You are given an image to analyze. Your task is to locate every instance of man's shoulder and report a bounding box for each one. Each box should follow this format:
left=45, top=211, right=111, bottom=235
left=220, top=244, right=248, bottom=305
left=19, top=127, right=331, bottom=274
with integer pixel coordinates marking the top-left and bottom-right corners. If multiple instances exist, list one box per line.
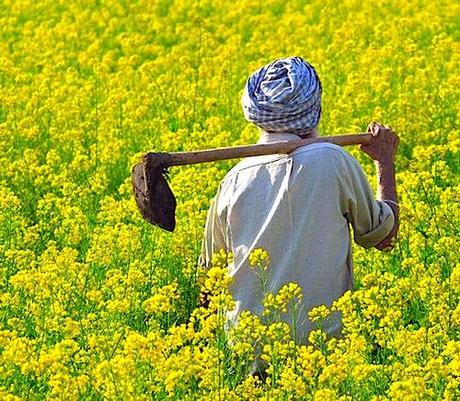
left=220, top=141, right=359, bottom=183
left=286, top=142, right=359, bottom=173
left=223, top=153, right=288, bottom=177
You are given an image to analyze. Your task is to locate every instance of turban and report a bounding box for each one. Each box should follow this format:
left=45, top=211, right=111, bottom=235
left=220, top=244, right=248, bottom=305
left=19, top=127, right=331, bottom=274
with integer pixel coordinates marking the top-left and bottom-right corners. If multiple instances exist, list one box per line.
left=241, top=56, right=322, bottom=134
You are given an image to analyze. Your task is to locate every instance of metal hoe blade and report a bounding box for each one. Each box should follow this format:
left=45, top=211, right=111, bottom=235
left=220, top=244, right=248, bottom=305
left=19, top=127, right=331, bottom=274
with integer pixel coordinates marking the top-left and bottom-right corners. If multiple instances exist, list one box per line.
left=131, top=153, right=177, bottom=232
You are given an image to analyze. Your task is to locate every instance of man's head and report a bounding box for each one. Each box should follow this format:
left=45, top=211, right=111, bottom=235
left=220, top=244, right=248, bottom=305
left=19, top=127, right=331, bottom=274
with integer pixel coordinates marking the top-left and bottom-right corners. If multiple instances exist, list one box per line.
left=241, top=56, right=322, bottom=136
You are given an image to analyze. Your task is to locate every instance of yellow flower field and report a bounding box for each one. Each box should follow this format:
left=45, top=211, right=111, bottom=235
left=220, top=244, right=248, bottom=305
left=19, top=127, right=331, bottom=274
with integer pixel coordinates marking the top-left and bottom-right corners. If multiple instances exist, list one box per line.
left=0, top=0, right=459, bottom=399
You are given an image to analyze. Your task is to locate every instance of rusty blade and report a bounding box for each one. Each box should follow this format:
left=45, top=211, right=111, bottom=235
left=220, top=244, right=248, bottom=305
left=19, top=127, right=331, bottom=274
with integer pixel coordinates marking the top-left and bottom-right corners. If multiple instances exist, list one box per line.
left=131, top=155, right=177, bottom=232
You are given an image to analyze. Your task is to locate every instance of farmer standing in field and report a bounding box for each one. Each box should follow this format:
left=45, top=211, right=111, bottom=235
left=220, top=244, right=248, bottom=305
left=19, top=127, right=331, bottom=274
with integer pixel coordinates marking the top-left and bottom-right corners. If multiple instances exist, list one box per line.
left=199, top=56, right=399, bottom=361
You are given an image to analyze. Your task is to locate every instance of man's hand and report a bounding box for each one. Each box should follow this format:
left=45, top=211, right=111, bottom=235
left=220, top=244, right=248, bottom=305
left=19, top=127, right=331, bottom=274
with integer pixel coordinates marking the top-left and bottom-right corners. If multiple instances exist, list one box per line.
left=360, top=121, right=399, bottom=163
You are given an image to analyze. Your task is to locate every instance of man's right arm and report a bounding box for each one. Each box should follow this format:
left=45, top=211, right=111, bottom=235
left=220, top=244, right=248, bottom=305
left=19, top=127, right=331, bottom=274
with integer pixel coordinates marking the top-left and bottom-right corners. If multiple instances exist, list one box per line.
left=198, top=192, right=227, bottom=269
left=198, top=191, right=229, bottom=309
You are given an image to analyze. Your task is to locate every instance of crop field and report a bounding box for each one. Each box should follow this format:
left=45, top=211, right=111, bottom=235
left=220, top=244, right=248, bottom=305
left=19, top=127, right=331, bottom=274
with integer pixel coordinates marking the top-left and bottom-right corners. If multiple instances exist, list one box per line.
left=0, top=0, right=459, bottom=399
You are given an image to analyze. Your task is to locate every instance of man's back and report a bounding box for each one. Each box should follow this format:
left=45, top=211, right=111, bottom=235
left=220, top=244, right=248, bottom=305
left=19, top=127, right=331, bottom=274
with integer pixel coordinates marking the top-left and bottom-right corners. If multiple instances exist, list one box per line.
left=201, top=135, right=395, bottom=343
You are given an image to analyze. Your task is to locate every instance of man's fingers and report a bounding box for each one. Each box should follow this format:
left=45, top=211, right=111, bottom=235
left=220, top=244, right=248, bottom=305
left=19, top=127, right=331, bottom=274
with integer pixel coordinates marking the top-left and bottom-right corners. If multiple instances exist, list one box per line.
left=367, top=121, right=379, bottom=136
left=367, top=122, right=398, bottom=142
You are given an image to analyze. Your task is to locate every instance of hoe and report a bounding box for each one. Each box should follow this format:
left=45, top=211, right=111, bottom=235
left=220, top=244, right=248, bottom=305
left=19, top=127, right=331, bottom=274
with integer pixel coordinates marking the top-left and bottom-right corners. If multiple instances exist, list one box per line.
left=131, top=133, right=372, bottom=232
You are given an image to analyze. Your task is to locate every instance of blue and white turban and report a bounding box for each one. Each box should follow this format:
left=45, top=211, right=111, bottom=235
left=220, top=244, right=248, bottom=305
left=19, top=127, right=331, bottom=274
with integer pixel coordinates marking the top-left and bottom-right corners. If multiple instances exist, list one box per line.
left=241, top=56, right=322, bottom=134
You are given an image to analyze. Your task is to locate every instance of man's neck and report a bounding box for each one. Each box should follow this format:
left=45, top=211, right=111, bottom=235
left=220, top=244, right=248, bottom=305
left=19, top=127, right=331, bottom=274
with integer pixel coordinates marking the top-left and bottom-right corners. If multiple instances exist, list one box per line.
left=297, top=127, right=319, bottom=139
left=258, top=128, right=320, bottom=144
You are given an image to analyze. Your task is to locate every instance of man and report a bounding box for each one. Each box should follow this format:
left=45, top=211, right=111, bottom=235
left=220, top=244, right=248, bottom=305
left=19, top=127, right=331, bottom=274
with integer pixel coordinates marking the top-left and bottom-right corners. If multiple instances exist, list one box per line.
left=199, top=56, right=399, bottom=348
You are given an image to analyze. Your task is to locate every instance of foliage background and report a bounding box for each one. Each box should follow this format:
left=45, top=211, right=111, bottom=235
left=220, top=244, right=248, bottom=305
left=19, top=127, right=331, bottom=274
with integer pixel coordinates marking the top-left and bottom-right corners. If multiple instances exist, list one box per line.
left=0, top=0, right=459, bottom=399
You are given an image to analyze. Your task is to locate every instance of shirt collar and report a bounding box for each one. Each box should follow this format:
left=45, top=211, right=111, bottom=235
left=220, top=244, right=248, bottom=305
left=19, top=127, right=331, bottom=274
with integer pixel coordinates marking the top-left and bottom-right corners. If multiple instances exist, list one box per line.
left=257, top=132, right=302, bottom=144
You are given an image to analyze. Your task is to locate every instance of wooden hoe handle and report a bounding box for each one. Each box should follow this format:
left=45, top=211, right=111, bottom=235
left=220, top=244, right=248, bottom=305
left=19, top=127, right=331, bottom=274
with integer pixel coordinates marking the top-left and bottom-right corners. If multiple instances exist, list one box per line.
left=136, top=133, right=373, bottom=232
left=163, top=133, right=372, bottom=167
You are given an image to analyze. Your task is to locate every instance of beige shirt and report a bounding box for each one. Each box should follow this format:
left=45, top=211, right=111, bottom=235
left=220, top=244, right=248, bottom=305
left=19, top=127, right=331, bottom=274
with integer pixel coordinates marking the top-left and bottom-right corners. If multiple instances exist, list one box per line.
left=200, top=133, right=395, bottom=343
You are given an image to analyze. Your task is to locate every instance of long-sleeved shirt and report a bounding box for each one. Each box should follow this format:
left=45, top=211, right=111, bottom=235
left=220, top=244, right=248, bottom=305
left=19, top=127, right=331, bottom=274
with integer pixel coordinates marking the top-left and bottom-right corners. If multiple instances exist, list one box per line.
left=199, top=132, right=395, bottom=343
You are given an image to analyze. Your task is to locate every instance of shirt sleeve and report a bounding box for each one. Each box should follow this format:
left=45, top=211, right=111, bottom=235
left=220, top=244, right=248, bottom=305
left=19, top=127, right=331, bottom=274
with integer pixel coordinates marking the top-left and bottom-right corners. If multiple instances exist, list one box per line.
left=340, top=154, right=395, bottom=249
left=198, top=189, right=227, bottom=269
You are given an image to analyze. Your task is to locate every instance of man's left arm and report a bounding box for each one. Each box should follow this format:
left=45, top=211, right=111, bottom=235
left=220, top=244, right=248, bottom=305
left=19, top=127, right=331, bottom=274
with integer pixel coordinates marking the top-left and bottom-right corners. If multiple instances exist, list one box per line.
left=341, top=124, right=399, bottom=251
left=373, top=159, right=399, bottom=250
left=360, top=122, right=400, bottom=251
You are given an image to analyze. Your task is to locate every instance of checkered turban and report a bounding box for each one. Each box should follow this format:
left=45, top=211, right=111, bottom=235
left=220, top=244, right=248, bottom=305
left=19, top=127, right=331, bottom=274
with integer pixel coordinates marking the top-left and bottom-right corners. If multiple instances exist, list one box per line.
left=241, top=56, right=322, bottom=134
